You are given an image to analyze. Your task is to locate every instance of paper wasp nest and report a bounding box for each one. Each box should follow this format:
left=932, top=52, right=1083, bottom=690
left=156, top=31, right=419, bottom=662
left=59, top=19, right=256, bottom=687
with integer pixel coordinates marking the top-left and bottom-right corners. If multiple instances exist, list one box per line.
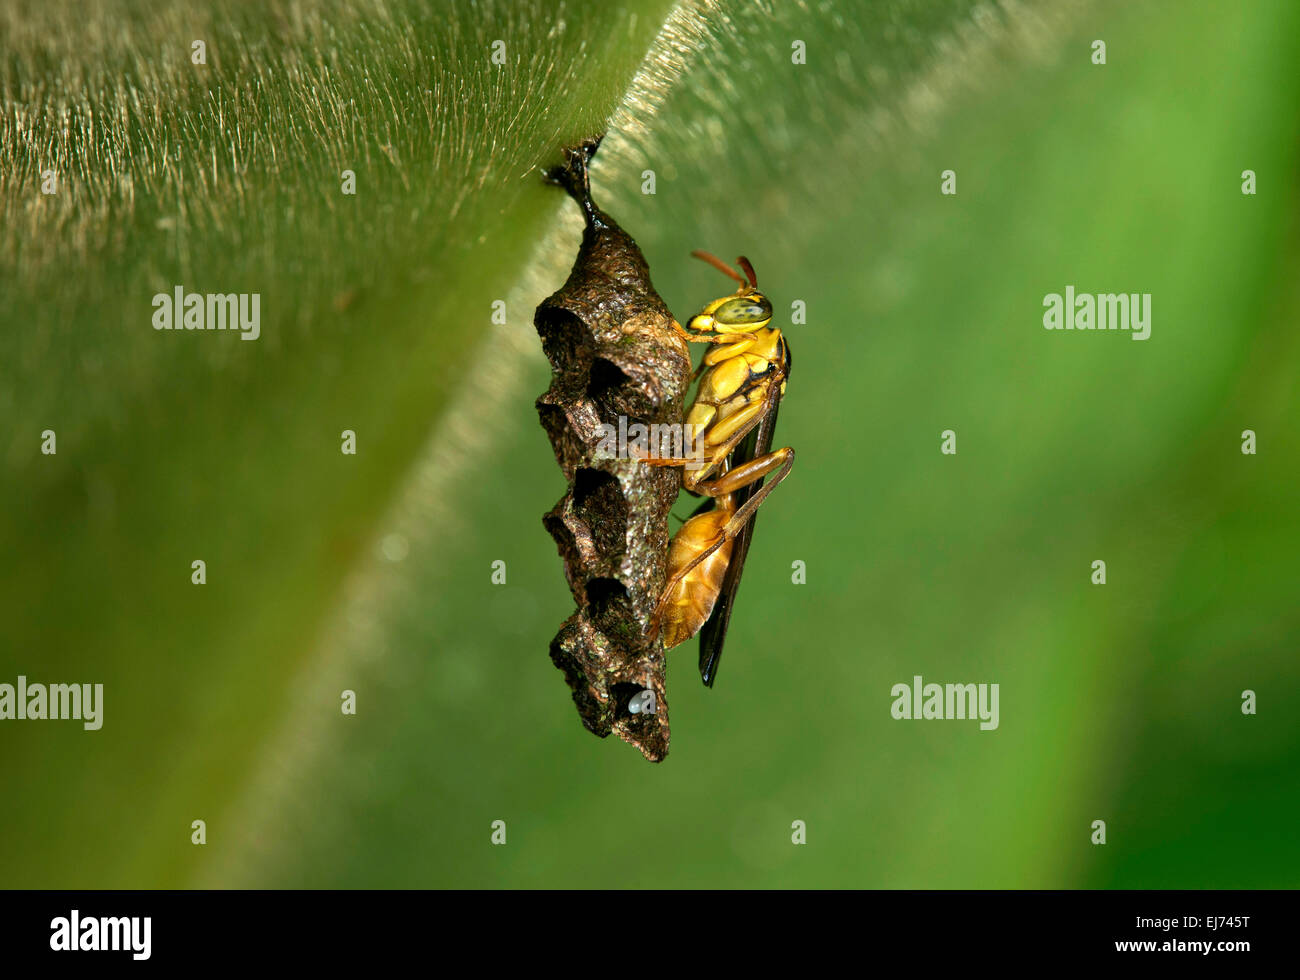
left=535, top=140, right=692, bottom=762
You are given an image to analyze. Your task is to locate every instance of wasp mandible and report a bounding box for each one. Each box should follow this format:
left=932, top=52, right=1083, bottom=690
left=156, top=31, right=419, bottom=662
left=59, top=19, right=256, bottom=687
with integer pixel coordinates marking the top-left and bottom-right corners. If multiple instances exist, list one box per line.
left=637, top=251, right=794, bottom=686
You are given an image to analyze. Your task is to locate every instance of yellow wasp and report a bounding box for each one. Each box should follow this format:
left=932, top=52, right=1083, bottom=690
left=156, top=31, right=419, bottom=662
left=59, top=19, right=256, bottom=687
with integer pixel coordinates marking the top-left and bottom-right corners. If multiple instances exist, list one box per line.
left=638, top=251, right=794, bottom=686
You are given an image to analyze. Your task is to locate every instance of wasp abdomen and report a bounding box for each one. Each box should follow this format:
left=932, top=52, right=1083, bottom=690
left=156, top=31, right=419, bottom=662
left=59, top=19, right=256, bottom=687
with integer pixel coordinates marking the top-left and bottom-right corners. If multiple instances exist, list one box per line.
left=660, top=508, right=735, bottom=650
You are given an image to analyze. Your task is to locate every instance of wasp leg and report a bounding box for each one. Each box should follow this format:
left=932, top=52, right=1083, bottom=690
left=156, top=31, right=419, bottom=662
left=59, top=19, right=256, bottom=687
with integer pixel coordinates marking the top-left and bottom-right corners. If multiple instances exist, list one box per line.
left=626, top=440, right=715, bottom=469
left=634, top=450, right=714, bottom=467
left=681, top=383, right=783, bottom=492
left=629, top=434, right=728, bottom=483
left=702, top=337, right=756, bottom=365
left=634, top=451, right=728, bottom=489
left=635, top=383, right=780, bottom=479
left=672, top=319, right=753, bottom=349
left=651, top=447, right=794, bottom=615
left=672, top=321, right=730, bottom=346
left=671, top=320, right=703, bottom=345
left=687, top=447, right=791, bottom=499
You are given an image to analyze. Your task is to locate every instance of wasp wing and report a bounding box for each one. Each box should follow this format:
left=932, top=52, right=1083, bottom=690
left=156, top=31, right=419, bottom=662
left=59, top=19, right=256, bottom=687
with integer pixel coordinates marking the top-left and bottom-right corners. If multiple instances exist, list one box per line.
left=697, top=392, right=780, bottom=687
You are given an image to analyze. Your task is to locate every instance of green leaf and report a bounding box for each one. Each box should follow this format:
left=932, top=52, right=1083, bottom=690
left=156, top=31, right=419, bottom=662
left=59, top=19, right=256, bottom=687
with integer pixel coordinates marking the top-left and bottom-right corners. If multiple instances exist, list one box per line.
left=3, top=0, right=1297, bottom=888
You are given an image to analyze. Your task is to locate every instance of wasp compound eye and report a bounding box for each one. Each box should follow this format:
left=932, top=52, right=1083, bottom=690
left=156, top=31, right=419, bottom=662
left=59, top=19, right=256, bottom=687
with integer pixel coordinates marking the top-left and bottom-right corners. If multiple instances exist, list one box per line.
left=713, top=296, right=771, bottom=326
left=628, top=689, right=657, bottom=715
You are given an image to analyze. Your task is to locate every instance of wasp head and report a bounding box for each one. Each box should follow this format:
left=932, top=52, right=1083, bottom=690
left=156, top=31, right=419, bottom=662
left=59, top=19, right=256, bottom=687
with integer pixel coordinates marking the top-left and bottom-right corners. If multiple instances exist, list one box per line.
left=687, top=251, right=772, bottom=334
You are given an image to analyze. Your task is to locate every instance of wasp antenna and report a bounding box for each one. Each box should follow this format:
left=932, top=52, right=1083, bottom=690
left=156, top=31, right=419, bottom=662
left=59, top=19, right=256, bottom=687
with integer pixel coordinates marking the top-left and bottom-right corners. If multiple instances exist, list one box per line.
left=736, top=256, right=757, bottom=289
left=691, top=249, right=746, bottom=285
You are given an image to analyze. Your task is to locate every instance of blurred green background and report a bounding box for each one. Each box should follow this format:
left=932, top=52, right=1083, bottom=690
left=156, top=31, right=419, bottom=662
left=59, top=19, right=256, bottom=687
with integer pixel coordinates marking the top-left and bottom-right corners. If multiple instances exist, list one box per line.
left=1, top=0, right=1297, bottom=888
